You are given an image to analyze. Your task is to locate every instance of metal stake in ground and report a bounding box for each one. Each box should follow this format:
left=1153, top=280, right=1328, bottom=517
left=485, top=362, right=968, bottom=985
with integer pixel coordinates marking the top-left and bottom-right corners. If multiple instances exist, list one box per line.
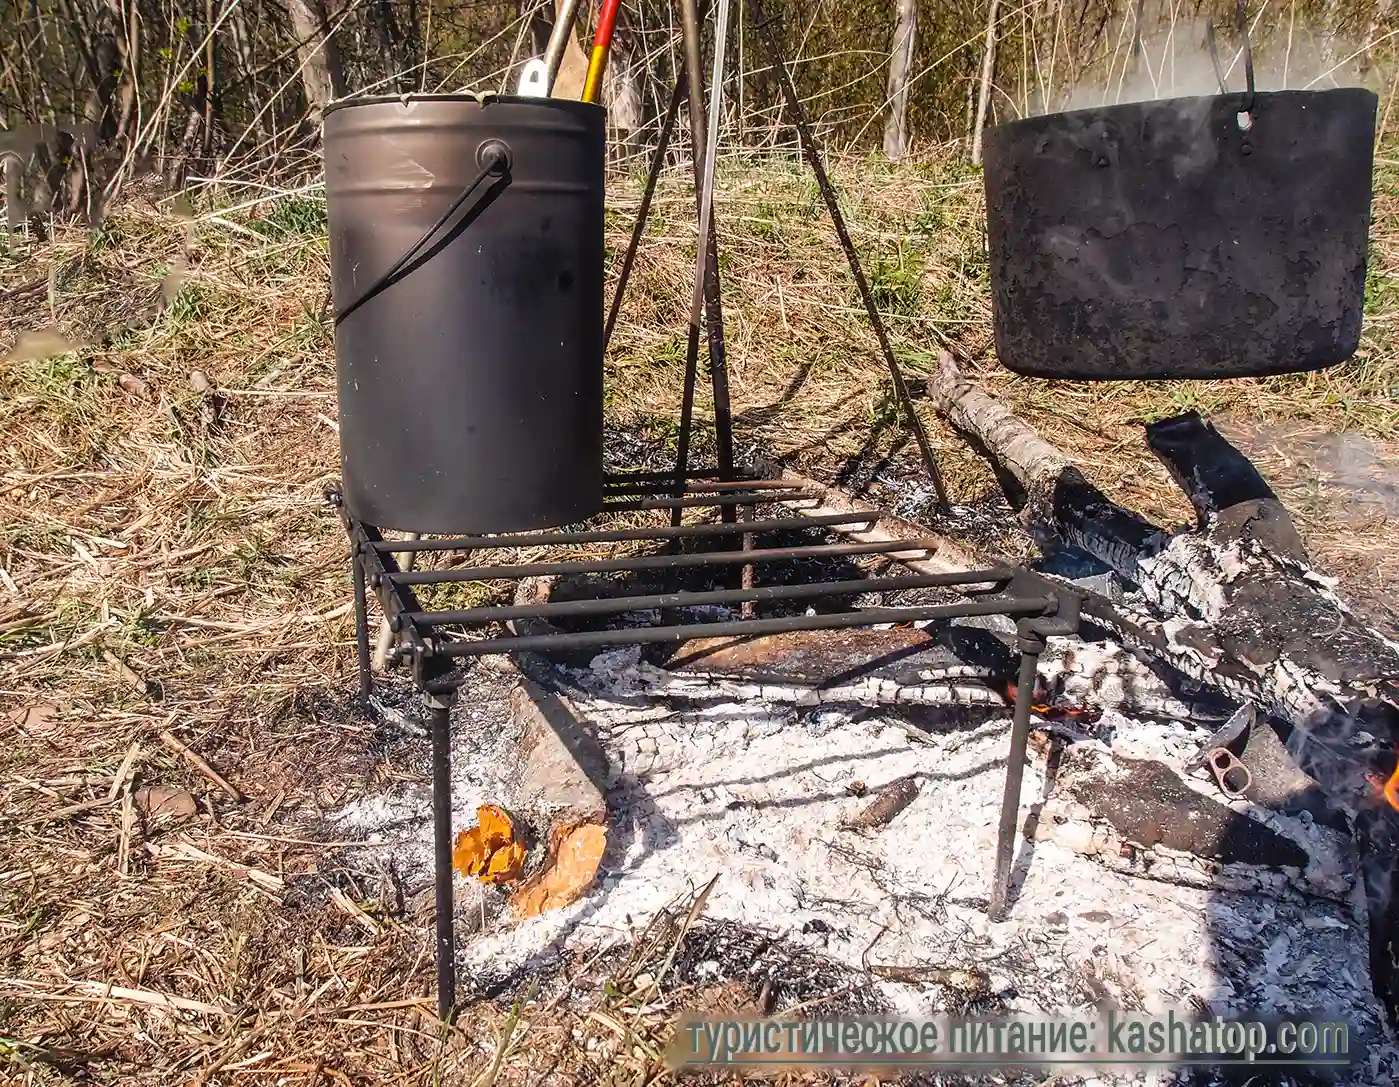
left=429, top=693, right=458, bottom=1021
left=353, top=546, right=372, bottom=704
left=989, top=621, right=1046, bottom=921
left=747, top=0, right=950, bottom=512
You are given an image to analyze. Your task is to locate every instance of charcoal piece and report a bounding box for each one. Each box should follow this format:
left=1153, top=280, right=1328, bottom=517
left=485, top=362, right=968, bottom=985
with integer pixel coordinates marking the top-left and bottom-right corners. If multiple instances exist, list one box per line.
left=842, top=775, right=919, bottom=831
left=1069, top=759, right=1310, bottom=869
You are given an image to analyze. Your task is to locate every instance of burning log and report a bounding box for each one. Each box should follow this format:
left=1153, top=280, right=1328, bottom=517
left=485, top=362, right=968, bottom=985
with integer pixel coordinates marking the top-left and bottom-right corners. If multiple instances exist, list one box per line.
left=1285, top=699, right=1399, bottom=1029
left=928, top=350, right=1399, bottom=732
left=929, top=349, right=1399, bottom=1026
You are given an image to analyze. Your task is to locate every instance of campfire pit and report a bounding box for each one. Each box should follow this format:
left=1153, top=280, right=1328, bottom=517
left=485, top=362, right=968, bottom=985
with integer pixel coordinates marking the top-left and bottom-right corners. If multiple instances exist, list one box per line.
left=331, top=563, right=1399, bottom=1080
left=318, top=4, right=1399, bottom=1070
left=331, top=470, right=1084, bottom=1019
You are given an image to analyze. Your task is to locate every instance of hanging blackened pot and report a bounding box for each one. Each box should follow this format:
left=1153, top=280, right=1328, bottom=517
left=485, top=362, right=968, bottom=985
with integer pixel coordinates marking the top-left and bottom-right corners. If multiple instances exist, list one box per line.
left=981, top=88, right=1378, bottom=381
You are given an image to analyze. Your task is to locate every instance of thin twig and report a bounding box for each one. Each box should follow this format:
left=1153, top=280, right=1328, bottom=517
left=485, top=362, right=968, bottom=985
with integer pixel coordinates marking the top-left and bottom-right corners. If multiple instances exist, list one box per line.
left=159, top=729, right=244, bottom=801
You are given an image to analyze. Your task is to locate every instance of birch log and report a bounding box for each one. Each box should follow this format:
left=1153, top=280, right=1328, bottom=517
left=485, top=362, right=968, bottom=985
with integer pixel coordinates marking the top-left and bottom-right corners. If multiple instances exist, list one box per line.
left=929, top=350, right=1399, bottom=731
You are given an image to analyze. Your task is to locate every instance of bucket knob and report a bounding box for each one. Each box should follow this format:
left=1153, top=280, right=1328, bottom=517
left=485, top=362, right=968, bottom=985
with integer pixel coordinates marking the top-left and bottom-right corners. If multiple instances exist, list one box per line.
left=476, top=139, right=512, bottom=174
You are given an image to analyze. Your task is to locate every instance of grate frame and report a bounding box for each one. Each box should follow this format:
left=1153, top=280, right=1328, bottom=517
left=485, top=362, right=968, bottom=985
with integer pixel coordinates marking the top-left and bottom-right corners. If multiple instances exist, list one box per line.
left=329, top=466, right=1081, bottom=1021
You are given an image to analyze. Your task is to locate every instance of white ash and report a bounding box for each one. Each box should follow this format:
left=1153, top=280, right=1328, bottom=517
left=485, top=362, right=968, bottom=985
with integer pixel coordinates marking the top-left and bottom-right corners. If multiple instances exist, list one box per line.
left=579, top=638, right=1233, bottom=778
left=479, top=694, right=1392, bottom=1072
left=1027, top=718, right=1360, bottom=902
left=330, top=662, right=1398, bottom=1085
left=598, top=634, right=1227, bottom=733
left=1038, top=641, right=1206, bottom=724
left=1030, top=795, right=1355, bottom=905
left=328, top=671, right=528, bottom=915
left=627, top=667, right=1011, bottom=710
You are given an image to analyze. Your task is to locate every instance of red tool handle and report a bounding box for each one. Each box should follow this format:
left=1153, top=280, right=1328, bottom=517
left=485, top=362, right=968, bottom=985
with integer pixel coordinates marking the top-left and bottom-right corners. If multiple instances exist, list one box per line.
left=581, top=0, right=623, bottom=103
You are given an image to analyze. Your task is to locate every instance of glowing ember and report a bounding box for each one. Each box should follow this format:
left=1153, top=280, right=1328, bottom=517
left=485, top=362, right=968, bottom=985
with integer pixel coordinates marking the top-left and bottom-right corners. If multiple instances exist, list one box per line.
left=1366, top=748, right=1399, bottom=813
left=1005, top=678, right=1101, bottom=723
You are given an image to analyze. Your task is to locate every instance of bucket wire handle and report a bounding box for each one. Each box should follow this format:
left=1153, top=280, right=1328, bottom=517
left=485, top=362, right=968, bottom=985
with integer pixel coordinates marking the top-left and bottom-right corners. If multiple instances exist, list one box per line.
left=333, top=141, right=512, bottom=326
left=1205, top=8, right=1255, bottom=130
left=1236, top=0, right=1255, bottom=113
left=1205, top=20, right=1228, bottom=96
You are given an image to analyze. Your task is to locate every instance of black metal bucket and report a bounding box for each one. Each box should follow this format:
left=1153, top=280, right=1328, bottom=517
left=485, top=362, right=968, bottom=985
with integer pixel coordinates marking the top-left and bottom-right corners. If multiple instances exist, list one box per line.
left=981, top=88, right=1378, bottom=381
left=325, top=94, right=606, bottom=534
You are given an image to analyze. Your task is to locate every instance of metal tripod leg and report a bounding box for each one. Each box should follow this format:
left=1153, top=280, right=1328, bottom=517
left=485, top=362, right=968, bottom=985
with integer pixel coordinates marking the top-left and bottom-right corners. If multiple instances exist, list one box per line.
left=674, top=0, right=736, bottom=530
left=746, top=0, right=949, bottom=511
left=603, top=78, right=686, bottom=357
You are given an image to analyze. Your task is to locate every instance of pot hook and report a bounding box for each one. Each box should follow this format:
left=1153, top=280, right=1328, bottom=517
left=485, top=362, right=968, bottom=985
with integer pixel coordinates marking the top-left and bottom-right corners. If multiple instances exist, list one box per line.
left=1205, top=3, right=1256, bottom=130
left=1236, top=0, right=1256, bottom=116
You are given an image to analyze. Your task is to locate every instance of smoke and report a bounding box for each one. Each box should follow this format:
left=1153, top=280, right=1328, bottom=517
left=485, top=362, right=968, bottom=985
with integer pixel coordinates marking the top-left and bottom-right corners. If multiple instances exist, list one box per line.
left=1027, top=16, right=1387, bottom=118
left=1216, top=420, right=1399, bottom=521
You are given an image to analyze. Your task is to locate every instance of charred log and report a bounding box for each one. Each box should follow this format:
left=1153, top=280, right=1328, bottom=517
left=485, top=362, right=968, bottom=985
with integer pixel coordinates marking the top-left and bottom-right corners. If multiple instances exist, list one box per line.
left=1023, top=744, right=1356, bottom=904
left=929, top=350, right=1399, bottom=731
left=930, top=350, right=1399, bottom=1028
left=1143, top=411, right=1307, bottom=558
left=1355, top=803, right=1399, bottom=1028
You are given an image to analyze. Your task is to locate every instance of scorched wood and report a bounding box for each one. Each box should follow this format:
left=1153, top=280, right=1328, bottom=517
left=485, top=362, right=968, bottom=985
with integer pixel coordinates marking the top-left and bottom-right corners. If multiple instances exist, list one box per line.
left=931, top=350, right=1399, bottom=1028
left=928, top=350, right=1399, bottom=733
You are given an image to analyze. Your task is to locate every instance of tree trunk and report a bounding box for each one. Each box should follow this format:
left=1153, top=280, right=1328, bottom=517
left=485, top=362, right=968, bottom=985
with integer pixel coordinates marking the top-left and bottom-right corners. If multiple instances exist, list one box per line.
left=370, top=0, right=419, bottom=92
left=202, top=0, right=217, bottom=161
left=286, top=0, right=345, bottom=126
left=604, top=32, right=645, bottom=160
left=882, top=0, right=917, bottom=161
left=63, top=0, right=122, bottom=217
left=1364, top=0, right=1393, bottom=72
left=970, top=0, right=1000, bottom=163
left=165, top=107, right=204, bottom=191
left=4, top=149, right=23, bottom=235
left=228, top=0, right=256, bottom=77
left=521, top=0, right=551, bottom=59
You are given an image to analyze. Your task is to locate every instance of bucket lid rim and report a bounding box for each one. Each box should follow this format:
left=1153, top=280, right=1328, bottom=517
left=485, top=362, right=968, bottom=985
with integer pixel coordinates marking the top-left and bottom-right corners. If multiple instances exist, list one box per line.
left=985, top=85, right=1378, bottom=137
left=324, top=93, right=606, bottom=117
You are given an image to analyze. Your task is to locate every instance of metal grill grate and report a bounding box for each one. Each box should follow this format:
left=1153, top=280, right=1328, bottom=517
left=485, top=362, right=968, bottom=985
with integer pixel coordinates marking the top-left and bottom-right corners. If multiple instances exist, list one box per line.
left=330, top=466, right=1083, bottom=1020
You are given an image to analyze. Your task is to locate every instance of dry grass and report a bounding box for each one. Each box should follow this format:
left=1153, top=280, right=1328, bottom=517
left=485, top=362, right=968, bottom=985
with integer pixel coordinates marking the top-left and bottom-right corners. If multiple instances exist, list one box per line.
left=2, top=140, right=1399, bottom=1084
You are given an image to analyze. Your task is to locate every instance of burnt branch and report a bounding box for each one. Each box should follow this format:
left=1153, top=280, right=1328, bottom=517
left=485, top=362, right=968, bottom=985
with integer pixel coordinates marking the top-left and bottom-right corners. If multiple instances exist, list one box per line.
left=1144, top=410, right=1308, bottom=559
left=929, top=350, right=1399, bottom=735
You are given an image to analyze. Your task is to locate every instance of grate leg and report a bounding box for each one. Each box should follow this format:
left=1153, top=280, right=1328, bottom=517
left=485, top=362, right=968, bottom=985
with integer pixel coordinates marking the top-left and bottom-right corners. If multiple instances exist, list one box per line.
left=989, top=625, right=1045, bottom=921
left=429, top=694, right=458, bottom=1022
left=353, top=550, right=372, bottom=704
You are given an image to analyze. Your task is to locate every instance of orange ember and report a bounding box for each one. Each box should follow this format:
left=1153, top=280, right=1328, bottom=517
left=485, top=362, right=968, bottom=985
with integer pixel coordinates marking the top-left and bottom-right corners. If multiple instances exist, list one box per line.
left=1366, top=747, right=1399, bottom=813
left=1004, top=680, right=1101, bottom=723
